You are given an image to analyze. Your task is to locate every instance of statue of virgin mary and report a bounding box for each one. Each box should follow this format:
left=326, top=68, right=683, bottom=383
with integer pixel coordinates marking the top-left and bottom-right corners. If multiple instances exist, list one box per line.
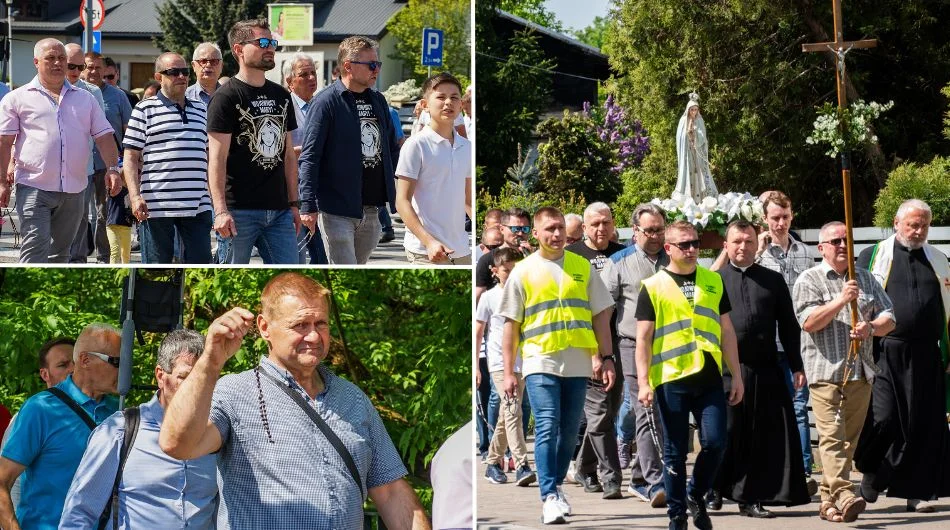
left=675, top=93, right=718, bottom=202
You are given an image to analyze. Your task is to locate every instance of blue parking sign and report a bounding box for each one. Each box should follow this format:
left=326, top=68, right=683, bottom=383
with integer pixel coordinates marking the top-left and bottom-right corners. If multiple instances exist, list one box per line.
left=421, top=28, right=444, bottom=67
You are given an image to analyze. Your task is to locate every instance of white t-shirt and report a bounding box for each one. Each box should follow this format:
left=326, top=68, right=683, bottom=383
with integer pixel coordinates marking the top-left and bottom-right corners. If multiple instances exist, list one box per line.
left=476, top=284, right=522, bottom=373
left=396, top=127, right=472, bottom=257
left=499, top=252, right=614, bottom=377
left=430, top=422, right=473, bottom=530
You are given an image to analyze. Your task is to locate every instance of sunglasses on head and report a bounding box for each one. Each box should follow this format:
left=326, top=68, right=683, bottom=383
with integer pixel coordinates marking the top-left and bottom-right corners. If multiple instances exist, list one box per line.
left=506, top=225, right=531, bottom=234
left=821, top=237, right=848, bottom=247
left=159, top=67, right=190, bottom=78
left=669, top=239, right=701, bottom=251
left=86, top=351, right=121, bottom=368
left=351, top=60, right=383, bottom=71
left=67, top=63, right=86, bottom=71
left=241, top=38, right=279, bottom=49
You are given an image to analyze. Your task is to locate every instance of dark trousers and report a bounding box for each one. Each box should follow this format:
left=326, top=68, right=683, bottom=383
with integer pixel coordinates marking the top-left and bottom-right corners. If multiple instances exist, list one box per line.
left=139, top=211, right=213, bottom=264
left=577, top=362, right=625, bottom=485
left=656, top=378, right=727, bottom=519
left=476, top=356, right=492, bottom=455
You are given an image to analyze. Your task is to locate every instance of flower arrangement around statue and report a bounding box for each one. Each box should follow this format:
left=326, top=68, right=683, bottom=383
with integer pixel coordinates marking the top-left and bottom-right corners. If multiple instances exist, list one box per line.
left=652, top=191, right=765, bottom=238
left=805, top=100, right=894, bottom=158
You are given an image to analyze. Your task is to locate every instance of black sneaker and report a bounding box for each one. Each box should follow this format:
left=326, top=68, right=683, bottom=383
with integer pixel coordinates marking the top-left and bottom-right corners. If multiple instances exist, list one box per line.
left=859, top=473, right=879, bottom=503
left=602, top=479, right=622, bottom=499
left=484, top=463, right=508, bottom=484
left=687, top=493, right=713, bottom=530
left=379, top=229, right=396, bottom=243
left=515, top=465, right=537, bottom=486
left=668, top=515, right=688, bottom=530
left=576, top=472, right=602, bottom=493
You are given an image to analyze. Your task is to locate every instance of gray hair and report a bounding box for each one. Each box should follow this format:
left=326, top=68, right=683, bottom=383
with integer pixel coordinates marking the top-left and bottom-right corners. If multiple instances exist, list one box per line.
left=192, top=42, right=222, bottom=61
left=583, top=202, right=612, bottom=220
left=895, top=199, right=932, bottom=220
left=337, top=35, right=378, bottom=67
left=157, top=329, right=205, bottom=372
left=564, top=213, right=583, bottom=226
left=632, top=203, right=666, bottom=226
left=73, top=323, right=121, bottom=362
left=154, top=52, right=184, bottom=73
left=819, top=221, right=846, bottom=242
left=34, top=38, right=65, bottom=59
left=282, top=53, right=315, bottom=82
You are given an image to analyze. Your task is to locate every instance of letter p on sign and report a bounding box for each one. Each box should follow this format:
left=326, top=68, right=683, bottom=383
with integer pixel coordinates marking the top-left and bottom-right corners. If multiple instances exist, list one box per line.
left=421, top=28, right=444, bottom=67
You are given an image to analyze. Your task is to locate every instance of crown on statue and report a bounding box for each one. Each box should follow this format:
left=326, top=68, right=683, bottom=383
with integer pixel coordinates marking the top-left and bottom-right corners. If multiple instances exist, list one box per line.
left=689, top=92, right=700, bottom=103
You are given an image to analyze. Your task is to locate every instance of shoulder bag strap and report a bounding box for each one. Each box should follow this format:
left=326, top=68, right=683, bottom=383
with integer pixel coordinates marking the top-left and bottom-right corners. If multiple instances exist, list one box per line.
left=258, top=369, right=365, bottom=496
left=45, top=387, right=96, bottom=430
left=96, top=406, right=141, bottom=530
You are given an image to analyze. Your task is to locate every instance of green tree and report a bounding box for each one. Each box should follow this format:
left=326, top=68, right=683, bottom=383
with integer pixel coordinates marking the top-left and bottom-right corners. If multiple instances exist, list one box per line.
left=499, top=0, right=563, bottom=30
left=605, top=0, right=950, bottom=227
left=386, top=0, right=472, bottom=85
left=571, top=16, right=610, bottom=50
left=155, top=0, right=267, bottom=78
left=536, top=111, right=621, bottom=204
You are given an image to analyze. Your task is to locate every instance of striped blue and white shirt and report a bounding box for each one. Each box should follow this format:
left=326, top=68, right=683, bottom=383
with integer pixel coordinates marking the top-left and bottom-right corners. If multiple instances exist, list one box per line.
left=123, top=92, right=212, bottom=218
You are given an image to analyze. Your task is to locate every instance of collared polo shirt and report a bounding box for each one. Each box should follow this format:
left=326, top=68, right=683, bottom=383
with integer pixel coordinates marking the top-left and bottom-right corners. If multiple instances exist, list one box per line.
left=185, top=82, right=217, bottom=106
left=395, top=126, right=472, bottom=258
left=0, top=77, right=114, bottom=193
left=60, top=393, right=219, bottom=530
left=122, top=92, right=211, bottom=218
left=209, top=357, right=407, bottom=529
left=1, top=375, right=118, bottom=530
left=290, top=91, right=312, bottom=148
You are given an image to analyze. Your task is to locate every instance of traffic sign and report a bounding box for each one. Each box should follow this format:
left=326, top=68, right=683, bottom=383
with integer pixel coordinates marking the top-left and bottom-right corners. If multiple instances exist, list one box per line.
left=92, top=31, right=102, bottom=53
left=421, top=28, right=444, bottom=67
left=79, top=0, right=106, bottom=31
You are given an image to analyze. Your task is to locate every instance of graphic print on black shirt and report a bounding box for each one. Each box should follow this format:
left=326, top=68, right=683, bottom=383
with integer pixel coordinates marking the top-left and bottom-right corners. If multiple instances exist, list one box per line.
left=353, top=90, right=386, bottom=206
left=235, top=95, right=289, bottom=171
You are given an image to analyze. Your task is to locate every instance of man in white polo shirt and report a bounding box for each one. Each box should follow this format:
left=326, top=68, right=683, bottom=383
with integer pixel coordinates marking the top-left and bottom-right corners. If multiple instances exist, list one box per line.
left=394, top=72, right=472, bottom=265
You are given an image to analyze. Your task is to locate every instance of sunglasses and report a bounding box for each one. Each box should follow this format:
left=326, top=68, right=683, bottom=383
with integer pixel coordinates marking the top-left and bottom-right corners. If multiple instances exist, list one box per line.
left=351, top=60, right=383, bottom=71
left=103, top=74, right=115, bottom=81
left=241, top=38, right=279, bottom=49
left=821, top=237, right=848, bottom=247
left=159, top=67, right=190, bottom=78
left=86, top=351, right=121, bottom=368
left=506, top=225, right=531, bottom=234
left=669, top=239, right=701, bottom=251
left=67, top=63, right=86, bottom=72
left=194, top=58, right=221, bottom=66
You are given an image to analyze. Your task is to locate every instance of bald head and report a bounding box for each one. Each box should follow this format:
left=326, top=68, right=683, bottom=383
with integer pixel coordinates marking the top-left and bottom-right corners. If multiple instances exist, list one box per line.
left=63, top=43, right=86, bottom=83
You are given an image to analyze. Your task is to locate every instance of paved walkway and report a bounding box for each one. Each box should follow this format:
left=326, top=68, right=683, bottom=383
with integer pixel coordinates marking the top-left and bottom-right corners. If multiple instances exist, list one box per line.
left=477, top=437, right=950, bottom=529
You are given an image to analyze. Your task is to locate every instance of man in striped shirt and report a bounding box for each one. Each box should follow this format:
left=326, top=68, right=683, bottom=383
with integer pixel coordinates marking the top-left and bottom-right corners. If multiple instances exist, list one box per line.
left=122, top=52, right=213, bottom=263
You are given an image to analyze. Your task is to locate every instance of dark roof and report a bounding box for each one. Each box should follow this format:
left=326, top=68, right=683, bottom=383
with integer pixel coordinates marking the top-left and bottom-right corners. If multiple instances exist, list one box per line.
left=496, top=10, right=606, bottom=60
left=13, top=0, right=406, bottom=40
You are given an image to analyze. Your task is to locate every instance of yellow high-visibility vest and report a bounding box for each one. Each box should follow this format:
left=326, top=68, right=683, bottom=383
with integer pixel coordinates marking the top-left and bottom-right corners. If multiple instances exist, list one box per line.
left=518, top=251, right=599, bottom=358
left=642, top=266, right=723, bottom=388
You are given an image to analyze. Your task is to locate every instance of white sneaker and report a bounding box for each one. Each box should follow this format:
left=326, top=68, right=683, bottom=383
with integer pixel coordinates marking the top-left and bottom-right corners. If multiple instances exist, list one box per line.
left=542, top=494, right=566, bottom=524
left=556, top=486, right=572, bottom=516
left=564, top=460, right=578, bottom=484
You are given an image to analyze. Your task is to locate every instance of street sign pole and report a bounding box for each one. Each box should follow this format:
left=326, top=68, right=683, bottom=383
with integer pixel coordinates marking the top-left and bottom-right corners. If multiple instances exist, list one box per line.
left=7, top=2, right=13, bottom=86
left=83, top=0, right=93, bottom=52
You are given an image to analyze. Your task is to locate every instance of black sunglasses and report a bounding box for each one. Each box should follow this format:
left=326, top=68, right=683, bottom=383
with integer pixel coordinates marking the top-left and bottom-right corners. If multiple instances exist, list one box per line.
left=67, top=63, right=86, bottom=71
left=241, top=38, right=279, bottom=49
left=103, top=74, right=115, bottom=80
left=351, top=60, right=383, bottom=71
left=159, top=67, right=190, bottom=78
left=821, top=237, right=848, bottom=247
left=669, top=239, right=701, bottom=251
left=87, top=351, right=121, bottom=368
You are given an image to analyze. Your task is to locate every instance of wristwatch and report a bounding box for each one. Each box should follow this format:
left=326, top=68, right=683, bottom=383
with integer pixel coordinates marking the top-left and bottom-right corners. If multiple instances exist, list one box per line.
left=288, top=200, right=301, bottom=208
left=107, top=166, right=120, bottom=173
left=600, top=354, right=616, bottom=363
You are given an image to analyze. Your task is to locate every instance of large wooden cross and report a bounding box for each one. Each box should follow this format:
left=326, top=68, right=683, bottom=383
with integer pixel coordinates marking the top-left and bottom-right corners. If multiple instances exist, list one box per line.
left=802, top=0, right=877, bottom=381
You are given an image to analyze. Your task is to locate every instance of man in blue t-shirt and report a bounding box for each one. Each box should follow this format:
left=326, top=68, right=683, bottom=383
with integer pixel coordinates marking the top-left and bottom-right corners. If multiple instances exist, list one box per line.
left=0, top=323, right=121, bottom=530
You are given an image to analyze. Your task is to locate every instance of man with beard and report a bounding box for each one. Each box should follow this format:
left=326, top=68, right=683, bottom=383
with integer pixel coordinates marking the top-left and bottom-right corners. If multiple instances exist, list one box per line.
left=855, top=199, right=950, bottom=512
left=712, top=220, right=810, bottom=518
left=207, top=19, right=300, bottom=264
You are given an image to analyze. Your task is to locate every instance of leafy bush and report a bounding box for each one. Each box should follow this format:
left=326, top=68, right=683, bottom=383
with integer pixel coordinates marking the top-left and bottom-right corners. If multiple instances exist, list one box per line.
left=873, top=156, right=950, bottom=227
left=536, top=111, right=621, bottom=204
left=476, top=183, right=588, bottom=230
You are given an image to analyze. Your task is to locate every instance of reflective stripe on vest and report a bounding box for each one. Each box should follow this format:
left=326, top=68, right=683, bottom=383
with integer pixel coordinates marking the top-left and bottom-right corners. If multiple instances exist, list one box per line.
left=642, top=267, right=724, bottom=387
left=518, top=251, right=599, bottom=357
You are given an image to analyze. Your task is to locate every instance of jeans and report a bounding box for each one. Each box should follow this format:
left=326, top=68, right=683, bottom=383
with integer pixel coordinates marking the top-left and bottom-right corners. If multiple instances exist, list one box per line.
left=297, top=226, right=328, bottom=264
left=218, top=209, right=298, bottom=264
left=524, top=374, right=588, bottom=500
left=378, top=206, right=393, bottom=232
left=779, top=356, right=813, bottom=472
left=319, top=206, right=381, bottom=264
left=616, top=379, right=636, bottom=442
left=656, top=379, right=727, bottom=519
left=15, top=184, right=85, bottom=263
left=140, top=211, right=213, bottom=264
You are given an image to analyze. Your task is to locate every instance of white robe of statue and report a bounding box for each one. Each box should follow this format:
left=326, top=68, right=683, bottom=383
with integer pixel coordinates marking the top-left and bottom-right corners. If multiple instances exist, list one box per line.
left=675, top=95, right=717, bottom=202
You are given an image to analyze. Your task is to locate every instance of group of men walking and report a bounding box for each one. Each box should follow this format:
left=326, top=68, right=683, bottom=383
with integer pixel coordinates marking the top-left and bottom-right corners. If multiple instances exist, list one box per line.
left=482, top=193, right=950, bottom=528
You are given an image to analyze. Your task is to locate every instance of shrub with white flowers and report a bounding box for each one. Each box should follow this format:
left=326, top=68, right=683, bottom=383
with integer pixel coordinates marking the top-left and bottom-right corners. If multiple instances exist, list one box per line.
left=806, top=100, right=894, bottom=158
left=651, top=191, right=764, bottom=234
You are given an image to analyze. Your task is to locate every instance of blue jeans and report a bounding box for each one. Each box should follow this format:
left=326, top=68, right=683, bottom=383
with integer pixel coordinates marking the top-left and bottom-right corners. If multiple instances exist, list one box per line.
left=140, top=211, right=213, bottom=264
left=218, top=209, right=298, bottom=264
left=779, top=357, right=813, bottom=473
left=616, top=379, right=636, bottom=442
left=378, top=206, right=393, bottom=232
left=524, top=374, right=587, bottom=500
left=656, top=379, right=727, bottom=519
left=297, top=226, right=328, bottom=264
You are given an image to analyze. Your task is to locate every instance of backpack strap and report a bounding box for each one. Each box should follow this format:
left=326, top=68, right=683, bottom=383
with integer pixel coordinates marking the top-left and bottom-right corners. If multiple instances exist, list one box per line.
left=96, top=407, right=141, bottom=530
left=45, top=388, right=96, bottom=430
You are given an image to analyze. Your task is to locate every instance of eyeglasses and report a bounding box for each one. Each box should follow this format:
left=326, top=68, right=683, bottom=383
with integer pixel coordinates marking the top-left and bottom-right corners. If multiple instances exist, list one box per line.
left=67, top=63, right=86, bottom=72
left=669, top=239, right=701, bottom=251
left=351, top=60, right=383, bottom=71
left=103, top=74, right=115, bottom=81
left=194, top=58, right=221, bottom=66
left=638, top=226, right=664, bottom=238
left=821, top=237, right=848, bottom=247
left=241, top=38, right=279, bottom=49
left=506, top=225, right=531, bottom=234
left=86, top=351, right=121, bottom=368
left=158, top=67, right=190, bottom=78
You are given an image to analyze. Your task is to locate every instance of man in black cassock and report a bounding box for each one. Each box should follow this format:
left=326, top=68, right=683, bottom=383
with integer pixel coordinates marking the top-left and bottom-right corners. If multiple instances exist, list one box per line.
left=712, top=220, right=811, bottom=518
left=855, top=199, right=950, bottom=513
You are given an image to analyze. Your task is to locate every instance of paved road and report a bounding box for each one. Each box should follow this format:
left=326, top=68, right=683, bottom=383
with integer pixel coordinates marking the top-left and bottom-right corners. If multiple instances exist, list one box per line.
left=477, top=437, right=950, bottom=529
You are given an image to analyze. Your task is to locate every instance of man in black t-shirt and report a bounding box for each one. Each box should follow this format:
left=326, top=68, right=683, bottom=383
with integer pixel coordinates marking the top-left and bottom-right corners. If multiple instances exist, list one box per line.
left=207, top=18, right=300, bottom=264
left=474, top=208, right=534, bottom=302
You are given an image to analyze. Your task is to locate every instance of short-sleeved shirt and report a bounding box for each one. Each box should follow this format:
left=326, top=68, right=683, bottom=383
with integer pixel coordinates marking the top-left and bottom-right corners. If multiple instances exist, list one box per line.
left=476, top=284, right=521, bottom=373
left=396, top=127, right=472, bottom=257
left=209, top=357, right=407, bottom=529
left=206, top=77, right=297, bottom=210
left=499, top=251, right=614, bottom=378
left=1, top=375, right=118, bottom=530
left=122, top=92, right=211, bottom=218
left=92, top=83, right=133, bottom=169
left=430, top=422, right=473, bottom=530
left=353, top=90, right=386, bottom=207
left=565, top=240, right=625, bottom=272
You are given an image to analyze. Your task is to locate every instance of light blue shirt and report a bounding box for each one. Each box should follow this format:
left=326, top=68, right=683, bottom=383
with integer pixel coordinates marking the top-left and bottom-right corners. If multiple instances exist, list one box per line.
left=1, top=375, right=118, bottom=530
left=0, top=82, right=10, bottom=101
left=92, top=83, right=132, bottom=170
left=59, top=393, right=219, bottom=530
left=290, top=91, right=311, bottom=148
left=185, top=82, right=218, bottom=107
left=73, top=78, right=105, bottom=176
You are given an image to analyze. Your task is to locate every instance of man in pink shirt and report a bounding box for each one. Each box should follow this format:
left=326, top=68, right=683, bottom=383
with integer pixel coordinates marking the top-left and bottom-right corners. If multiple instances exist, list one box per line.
left=0, top=38, right=120, bottom=263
